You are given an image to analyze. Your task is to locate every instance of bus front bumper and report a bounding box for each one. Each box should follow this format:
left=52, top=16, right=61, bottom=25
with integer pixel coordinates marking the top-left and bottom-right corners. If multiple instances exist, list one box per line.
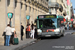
left=38, top=32, right=60, bottom=37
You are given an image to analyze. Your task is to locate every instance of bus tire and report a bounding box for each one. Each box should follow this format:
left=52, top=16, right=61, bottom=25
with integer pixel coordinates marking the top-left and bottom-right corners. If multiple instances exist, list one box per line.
left=61, top=34, right=64, bottom=37
left=37, top=35, right=41, bottom=40
left=58, top=36, right=61, bottom=38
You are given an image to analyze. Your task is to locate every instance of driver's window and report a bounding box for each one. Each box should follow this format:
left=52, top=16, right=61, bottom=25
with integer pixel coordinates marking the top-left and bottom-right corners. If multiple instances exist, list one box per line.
left=57, top=18, right=64, bottom=27
left=39, top=20, right=43, bottom=28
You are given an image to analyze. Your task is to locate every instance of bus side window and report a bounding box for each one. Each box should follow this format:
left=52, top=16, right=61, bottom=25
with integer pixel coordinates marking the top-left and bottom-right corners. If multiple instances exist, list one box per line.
left=60, top=20, right=64, bottom=26
left=57, top=19, right=60, bottom=27
left=39, top=20, right=43, bottom=28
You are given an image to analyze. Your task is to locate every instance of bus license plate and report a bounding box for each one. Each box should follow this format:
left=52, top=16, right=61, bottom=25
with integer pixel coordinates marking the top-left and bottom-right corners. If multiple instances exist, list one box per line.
left=45, top=35, right=51, bottom=37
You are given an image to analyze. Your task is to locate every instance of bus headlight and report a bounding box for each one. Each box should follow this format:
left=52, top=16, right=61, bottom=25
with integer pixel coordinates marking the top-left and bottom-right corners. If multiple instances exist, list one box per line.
left=54, top=28, right=60, bottom=32
left=37, top=29, right=42, bottom=33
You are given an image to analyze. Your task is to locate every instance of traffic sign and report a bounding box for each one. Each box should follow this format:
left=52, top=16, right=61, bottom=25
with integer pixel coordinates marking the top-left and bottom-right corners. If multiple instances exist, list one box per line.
left=26, top=15, right=30, bottom=20
left=7, top=13, right=13, bottom=18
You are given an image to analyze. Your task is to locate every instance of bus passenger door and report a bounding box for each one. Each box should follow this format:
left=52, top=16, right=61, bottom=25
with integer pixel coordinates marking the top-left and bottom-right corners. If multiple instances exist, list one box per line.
left=60, top=19, right=65, bottom=35
left=57, top=19, right=64, bottom=34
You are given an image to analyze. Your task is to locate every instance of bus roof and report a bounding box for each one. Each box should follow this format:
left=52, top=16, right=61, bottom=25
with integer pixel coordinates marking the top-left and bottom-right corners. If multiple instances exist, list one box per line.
left=57, top=15, right=64, bottom=18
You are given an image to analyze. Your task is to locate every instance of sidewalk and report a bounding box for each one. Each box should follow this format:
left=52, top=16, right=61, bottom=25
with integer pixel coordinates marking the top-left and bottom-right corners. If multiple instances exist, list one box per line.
left=0, top=38, right=36, bottom=50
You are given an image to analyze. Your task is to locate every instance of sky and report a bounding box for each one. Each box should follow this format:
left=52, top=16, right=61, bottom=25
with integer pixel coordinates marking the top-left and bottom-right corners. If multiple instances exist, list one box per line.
left=71, top=0, right=75, bottom=14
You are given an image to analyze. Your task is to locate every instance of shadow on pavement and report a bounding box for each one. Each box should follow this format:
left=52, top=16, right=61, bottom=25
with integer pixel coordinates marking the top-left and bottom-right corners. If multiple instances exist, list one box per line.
left=41, top=36, right=61, bottom=40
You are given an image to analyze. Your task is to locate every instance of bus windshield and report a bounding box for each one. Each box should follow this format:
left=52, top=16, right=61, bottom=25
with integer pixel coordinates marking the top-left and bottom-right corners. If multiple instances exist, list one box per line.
left=37, top=18, right=57, bottom=29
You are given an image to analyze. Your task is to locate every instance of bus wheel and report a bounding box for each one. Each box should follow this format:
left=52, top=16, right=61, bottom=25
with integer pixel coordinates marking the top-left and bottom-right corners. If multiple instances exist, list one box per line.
left=41, top=37, right=44, bottom=40
left=37, top=36, right=41, bottom=40
left=58, top=36, right=61, bottom=38
left=61, top=34, right=64, bottom=37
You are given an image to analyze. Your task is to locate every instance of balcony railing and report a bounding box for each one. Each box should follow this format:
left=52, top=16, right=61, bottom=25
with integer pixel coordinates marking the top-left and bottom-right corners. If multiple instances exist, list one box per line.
left=59, top=4, right=63, bottom=12
left=26, top=0, right=31, bottom=3
left=48, top=2, right=60, bottom=8
left=26, top=0, right=48, bottom=12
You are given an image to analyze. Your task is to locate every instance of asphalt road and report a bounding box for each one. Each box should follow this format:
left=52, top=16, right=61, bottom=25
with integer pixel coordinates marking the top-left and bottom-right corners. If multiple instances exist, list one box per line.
left=21, top=30, right=75, bottom=50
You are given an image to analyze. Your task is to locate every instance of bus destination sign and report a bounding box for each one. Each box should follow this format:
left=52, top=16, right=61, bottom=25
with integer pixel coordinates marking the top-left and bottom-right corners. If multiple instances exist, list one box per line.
left=45, top=15, right=56, bottom=18
left=38, top=15, right=56, bottom=19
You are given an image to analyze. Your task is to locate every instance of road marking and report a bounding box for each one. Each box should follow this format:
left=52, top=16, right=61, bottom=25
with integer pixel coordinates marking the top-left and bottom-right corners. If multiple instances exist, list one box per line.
left=64, top=32, right=72, bottom=36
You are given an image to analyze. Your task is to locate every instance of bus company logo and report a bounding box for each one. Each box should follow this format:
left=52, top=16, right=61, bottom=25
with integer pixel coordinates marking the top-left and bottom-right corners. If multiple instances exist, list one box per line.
left=39, top=16, right=44, bottom=18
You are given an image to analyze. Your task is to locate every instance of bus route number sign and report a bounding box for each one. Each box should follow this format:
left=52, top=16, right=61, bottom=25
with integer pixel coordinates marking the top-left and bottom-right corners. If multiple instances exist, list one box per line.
left=39, top=16, right=44, bottom=18
left=38, top=15, right=56, bottom=19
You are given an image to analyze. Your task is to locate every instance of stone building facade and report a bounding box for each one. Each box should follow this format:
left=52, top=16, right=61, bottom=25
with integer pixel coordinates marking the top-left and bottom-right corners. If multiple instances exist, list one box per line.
left=49, top=0, right=72, bottom=20
left=0, top=0, right=48, bottom=45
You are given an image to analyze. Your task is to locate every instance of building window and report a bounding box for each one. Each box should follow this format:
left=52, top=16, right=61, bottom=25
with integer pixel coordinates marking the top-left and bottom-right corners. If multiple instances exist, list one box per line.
left=7, top=0, right=10, bottom=7
left=41, top=0, right=42, bottom=2
left=52, top=8, right=54, bottom=10
left=21, top=3, right=23, bottom=9
left=33, top=8, right=34, bottom=12
left=43, top=1, right=44, bottom=4
left=61, top=0, right=63, bottom=3
left=24, top=0, right=26, bottom=2
left=45, top=2, right=46, bottom=5
left=46, top=0, right=48, bottom=2
left=15, top=0, right=17, bottom=8
left=36, top=10, right=37, bottom=13
left=32, top=0, right=34, bottom=1
left=25, top=5, right=27, bottom=10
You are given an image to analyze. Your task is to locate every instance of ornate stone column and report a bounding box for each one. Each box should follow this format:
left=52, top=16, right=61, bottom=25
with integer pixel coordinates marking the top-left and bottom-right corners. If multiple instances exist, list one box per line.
left=37, top=9, right=39, bottom=16
left=35, top=9, right=37, bottom=19
left=36, top=9, right=38, bottom=18
left=26, top=6, right=30, bottom=15
left=30, top=7, right=33, bottom=22
left=7, top=0, right=15, bottom=27
left=15, top=0, right=21, bottom=40
left=26, top=5, right=30, bottom=24
left=0, top=0, right=7, bottom=45
left=34, top=9, right=36, bottom=20
left=21, top=0, right=26, bottom=38
left=38, top=8, right=40, bottom=15
left=33, top=9, right=36, bottom=23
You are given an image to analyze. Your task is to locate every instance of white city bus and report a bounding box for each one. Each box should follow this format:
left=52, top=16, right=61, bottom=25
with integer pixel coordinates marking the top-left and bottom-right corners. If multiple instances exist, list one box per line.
left=36, top=15, right=65, bottom=38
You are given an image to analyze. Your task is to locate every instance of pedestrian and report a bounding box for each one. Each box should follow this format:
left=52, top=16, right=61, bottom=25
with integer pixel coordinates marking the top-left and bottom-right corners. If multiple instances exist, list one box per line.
left=67, top=23, right=69, bottom=30
left=10, top=26, right=16, bottom=44
left=69, top=23, right=70, bottom=30
left=73, top=24, right=75, bottom=30
left=21, top=23, right=24, bottom=40
left=26, top=24, right=28, bottom=38
left=26, top=24, right=31, bottom=38
left=31, top=21, right=34, bottom=29
left=34, top=23, right=37, bottom=39
left=4, top=24, right=12, bottom=46
left=2, top=32, right=6, bottom=46
left=30, top=24, right=35, bottom=39
left=65, top=23, right=67, bottom=30
left=70, top=23, right=72, bottom=30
